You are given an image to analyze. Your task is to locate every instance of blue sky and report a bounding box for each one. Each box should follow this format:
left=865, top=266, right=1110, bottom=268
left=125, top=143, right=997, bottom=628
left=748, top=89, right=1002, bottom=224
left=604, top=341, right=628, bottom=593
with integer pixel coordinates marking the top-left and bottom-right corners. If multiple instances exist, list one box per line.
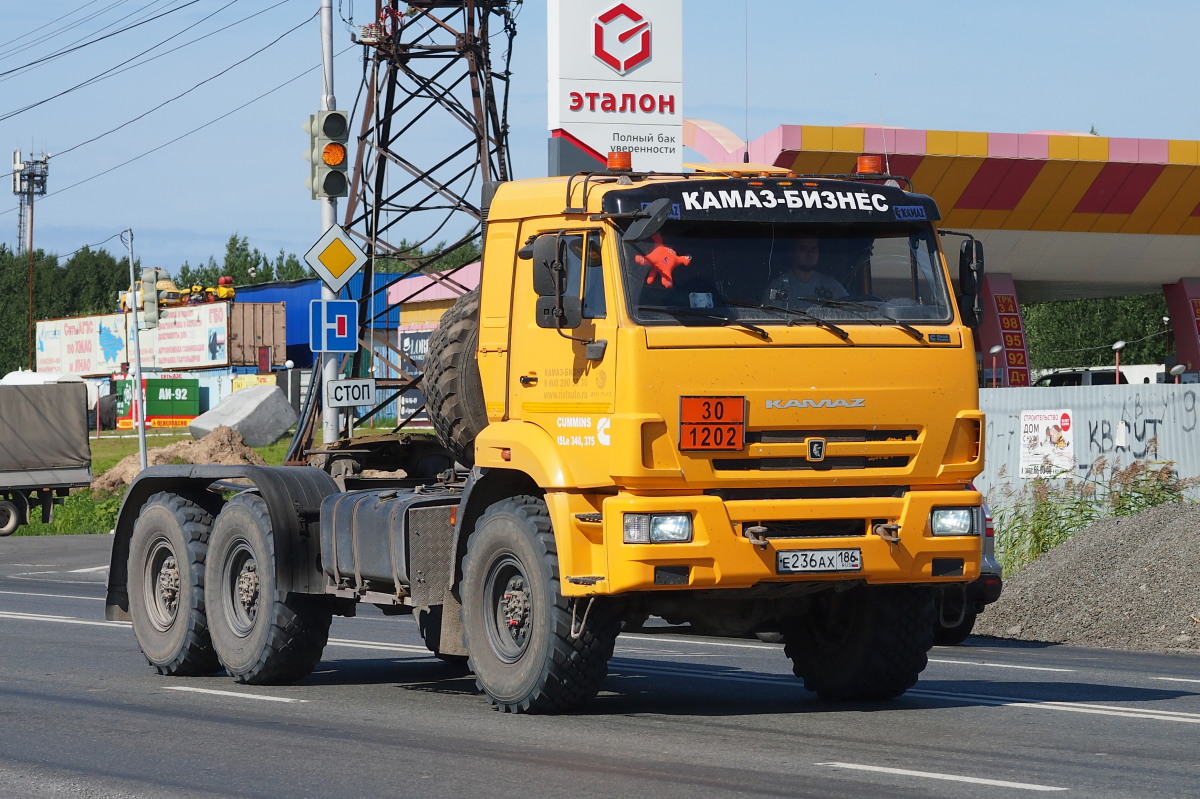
left=2, top=1, right=1197, bottom=274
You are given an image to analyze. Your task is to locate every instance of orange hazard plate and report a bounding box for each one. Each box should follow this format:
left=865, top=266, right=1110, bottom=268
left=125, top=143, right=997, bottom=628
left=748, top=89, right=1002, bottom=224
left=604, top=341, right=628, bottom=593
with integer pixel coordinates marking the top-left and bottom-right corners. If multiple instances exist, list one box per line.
left=679, top=396, right=746, bottom=451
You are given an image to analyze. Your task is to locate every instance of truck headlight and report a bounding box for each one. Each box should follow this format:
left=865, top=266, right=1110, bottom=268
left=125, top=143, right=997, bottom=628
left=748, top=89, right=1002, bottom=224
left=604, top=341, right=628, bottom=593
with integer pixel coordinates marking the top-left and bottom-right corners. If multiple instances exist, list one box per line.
left=623, top=513, right=693, bottom=543
left=930, top=507, right=978, bottom=536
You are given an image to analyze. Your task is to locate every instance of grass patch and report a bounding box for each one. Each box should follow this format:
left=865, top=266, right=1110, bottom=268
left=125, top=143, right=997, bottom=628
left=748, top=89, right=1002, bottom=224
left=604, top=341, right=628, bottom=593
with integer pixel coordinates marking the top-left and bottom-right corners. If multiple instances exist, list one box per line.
left=17, top=489, right=122, bottom=536
left=990, top=455, right=1196, bottom=574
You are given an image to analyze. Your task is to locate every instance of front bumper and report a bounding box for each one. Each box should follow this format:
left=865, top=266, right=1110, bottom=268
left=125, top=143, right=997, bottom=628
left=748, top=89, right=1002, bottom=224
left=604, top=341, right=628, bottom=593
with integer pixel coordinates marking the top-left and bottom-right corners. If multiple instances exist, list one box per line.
left=552, top=489, right=983, bottom=596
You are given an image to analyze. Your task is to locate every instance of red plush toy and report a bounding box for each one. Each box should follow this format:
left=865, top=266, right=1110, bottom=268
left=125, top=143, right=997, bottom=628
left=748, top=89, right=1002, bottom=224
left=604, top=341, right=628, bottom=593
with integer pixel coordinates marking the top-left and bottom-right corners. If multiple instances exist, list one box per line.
left=635, top=234, right=692, bottom=288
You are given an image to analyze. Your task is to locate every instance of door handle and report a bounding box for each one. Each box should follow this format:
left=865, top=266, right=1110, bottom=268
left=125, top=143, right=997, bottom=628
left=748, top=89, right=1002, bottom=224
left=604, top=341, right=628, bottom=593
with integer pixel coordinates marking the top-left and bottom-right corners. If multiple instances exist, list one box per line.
left=519, top=374, right=538, bottom=387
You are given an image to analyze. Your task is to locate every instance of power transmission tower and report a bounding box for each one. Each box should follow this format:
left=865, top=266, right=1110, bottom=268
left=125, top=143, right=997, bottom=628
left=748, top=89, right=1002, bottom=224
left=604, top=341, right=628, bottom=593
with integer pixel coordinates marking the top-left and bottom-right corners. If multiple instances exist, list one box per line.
left=286, top=0, right=518, bottom=464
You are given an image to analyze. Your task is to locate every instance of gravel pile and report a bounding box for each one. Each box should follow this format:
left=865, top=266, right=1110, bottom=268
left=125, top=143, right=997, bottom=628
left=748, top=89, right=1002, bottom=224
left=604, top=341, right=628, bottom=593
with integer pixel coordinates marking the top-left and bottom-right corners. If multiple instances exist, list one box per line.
left=974, top=503, right=1200, bottom=652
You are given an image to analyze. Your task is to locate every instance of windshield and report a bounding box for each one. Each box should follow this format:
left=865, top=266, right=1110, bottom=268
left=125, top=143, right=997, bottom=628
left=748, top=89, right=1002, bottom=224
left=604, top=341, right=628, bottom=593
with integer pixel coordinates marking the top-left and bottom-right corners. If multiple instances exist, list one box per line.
left=620, top=220, right=953, bottom=327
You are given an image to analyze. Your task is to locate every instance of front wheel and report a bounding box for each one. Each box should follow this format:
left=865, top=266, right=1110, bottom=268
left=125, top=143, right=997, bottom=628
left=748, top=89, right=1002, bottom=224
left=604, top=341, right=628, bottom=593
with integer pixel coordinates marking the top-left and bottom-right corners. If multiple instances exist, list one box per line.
left=461, top=496, right=619, bottom=713
left=783, top=585, right=934, bottom=700
left=204, top=493, right=331, bottom=684
left=127, top=492, right=220, bottom=676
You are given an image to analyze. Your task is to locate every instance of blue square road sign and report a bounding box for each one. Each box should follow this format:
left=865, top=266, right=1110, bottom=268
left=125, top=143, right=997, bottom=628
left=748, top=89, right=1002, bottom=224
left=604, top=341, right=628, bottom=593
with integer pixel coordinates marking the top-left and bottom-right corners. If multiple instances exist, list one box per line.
left=309, top=299, right=358, bottom=353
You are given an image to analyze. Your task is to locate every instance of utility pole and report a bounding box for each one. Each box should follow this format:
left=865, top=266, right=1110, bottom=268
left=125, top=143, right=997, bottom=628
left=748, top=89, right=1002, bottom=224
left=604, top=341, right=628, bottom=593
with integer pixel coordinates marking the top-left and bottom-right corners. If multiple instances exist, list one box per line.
left=319, top=0, right=339, bottom=446
left=12, top=151, right=49, bottom=370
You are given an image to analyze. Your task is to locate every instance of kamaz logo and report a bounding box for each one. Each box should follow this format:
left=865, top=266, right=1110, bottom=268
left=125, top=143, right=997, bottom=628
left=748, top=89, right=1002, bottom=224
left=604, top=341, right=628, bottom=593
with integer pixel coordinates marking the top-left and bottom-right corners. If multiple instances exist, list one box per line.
left=765, top=398, right=866, bottom=409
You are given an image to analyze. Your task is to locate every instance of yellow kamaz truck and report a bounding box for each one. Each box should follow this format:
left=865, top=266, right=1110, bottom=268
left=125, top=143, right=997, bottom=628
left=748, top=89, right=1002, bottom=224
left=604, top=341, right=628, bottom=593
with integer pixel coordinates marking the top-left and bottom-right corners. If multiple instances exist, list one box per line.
left=106, top=156, right=985, bottom=713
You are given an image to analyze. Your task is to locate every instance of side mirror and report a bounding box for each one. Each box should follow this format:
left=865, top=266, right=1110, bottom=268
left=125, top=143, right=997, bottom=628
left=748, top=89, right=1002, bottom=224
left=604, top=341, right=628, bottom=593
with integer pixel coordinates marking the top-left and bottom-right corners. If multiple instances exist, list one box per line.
left=532, top=235, right=562, bottom=297
left=958, top=240, right=984, bottom=294
left=623, top=198, right=673, bottom=243
left=536, top=296, right=582, bottom=330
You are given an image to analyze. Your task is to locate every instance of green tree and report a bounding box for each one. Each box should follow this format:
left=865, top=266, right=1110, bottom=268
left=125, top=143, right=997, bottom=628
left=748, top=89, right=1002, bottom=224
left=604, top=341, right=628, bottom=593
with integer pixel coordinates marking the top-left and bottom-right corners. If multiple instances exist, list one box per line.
left=0, top=245, right=128, bottom=374
left=1023, top=294, right=1170, bottom=371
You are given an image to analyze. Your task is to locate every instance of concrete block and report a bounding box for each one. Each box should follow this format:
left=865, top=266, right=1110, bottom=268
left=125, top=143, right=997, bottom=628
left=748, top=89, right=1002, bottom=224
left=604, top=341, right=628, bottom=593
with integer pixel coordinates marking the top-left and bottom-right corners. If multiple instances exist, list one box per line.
left=189, top=385, right=298, bottom=448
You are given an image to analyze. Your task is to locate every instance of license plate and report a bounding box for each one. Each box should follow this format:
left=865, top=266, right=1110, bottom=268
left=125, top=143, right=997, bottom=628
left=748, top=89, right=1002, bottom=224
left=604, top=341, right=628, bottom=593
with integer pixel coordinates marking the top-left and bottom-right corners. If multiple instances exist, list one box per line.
left=777, top=548, right=862, bottom=574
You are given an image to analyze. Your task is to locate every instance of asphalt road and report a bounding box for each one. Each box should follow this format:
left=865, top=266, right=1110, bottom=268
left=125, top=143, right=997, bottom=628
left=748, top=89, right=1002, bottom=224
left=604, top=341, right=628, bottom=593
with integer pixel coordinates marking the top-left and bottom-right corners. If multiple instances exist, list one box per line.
left=2, top=534, right=1198, bottom=798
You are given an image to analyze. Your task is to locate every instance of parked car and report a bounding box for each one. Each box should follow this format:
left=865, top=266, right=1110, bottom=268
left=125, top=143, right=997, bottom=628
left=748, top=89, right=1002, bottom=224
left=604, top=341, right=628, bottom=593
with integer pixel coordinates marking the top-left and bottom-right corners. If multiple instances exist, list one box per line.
left=1035, top=369, right=1127, bottom=387
left=932, top=492, right=1003, bottom=645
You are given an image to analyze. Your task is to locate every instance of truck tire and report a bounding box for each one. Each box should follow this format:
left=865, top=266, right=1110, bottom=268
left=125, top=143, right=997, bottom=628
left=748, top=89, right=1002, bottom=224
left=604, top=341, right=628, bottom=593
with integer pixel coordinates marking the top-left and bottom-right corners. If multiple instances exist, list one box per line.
left=205, top=493, right=331, bottom=685
left=0, top=498, right=22, bottom=536
left=934, top=608, right=978, bottom=646
left=783, top=585, right=934, bottom=700
left=127, top=492, right=220, bottom=676
left=425, top=288, right=486, bottom=467
left=461, top=495, right=620, bottom=713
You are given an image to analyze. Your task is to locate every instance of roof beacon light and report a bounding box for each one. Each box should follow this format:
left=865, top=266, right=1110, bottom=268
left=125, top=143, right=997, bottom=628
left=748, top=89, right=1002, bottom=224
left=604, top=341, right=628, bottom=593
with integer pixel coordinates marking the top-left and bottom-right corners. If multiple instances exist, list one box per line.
left=607, top=151, right=632, bottom=171
left=856, top=155, right=883, bottom=175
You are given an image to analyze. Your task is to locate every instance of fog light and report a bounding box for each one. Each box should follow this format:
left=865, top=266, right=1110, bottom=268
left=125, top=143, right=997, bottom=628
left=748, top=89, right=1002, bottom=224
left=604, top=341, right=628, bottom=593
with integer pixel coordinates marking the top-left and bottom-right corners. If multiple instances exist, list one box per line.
left=931, top=507, right=975, bottom=536
left=623, top=513, right=693, bottom=544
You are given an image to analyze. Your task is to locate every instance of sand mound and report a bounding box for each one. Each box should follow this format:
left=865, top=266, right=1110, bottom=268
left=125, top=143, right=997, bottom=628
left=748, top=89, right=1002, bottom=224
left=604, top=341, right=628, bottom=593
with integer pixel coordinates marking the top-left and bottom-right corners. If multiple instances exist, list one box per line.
left=91, top=426, right=267, bottom=493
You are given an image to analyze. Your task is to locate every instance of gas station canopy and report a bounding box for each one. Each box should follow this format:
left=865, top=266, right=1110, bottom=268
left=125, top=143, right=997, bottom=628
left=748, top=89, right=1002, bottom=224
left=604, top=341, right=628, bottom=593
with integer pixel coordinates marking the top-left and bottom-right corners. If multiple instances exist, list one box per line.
left=684, top=120, right=1200, bottom=302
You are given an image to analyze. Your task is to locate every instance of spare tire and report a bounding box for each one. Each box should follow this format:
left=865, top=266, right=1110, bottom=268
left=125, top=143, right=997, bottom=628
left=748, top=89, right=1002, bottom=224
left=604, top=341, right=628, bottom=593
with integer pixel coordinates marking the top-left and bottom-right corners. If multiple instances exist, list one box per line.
left=425, top=288, right=487, bottom=467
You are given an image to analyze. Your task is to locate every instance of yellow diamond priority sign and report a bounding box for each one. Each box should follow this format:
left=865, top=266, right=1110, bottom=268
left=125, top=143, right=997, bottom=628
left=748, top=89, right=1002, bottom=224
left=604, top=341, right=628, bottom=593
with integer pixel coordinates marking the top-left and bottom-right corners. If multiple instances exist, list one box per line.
left=305, top=225, right=367, bottom=293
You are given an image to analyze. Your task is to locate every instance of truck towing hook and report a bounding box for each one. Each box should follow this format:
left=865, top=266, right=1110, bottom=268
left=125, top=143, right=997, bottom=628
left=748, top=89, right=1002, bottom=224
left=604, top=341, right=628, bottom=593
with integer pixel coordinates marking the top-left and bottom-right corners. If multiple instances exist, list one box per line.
left=873, top=522, right=901, bottom=543
left=743, top=526, right=769, bottom=550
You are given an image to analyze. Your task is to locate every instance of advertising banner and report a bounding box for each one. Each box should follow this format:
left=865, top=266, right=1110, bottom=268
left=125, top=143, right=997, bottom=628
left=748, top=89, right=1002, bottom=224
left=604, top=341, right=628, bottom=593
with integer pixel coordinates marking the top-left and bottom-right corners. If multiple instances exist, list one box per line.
left=36, top=304, right=230, bottom=375
left=549, top=0, right=683, bottom=171
left=1019, top=409, right=1075, bottom=478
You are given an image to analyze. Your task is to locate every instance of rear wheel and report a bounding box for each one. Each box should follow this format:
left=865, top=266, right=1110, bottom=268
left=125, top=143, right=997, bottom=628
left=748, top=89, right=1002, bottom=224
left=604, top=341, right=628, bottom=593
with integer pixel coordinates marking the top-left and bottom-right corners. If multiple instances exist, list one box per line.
left=205, top=494, right=331, bottom=684
left=127, top=492, right=220, bottom=676
left=461, top=496, right=619, bottom=713
left=783, top=585, right=934, bottom=700
left=934, top=608, right=978, bottom=646
left=0, top=497, right=23, bottom=536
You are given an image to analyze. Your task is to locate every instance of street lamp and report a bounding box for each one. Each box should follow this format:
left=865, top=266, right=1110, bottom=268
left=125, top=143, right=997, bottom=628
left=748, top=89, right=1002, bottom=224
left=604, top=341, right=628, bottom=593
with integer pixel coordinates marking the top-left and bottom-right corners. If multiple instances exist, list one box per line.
left=1112, top=340, right=1127, bottom=385
left=1170, top=363, right=1186, bottom=384
left=988, top=344, right=1003, bottom=388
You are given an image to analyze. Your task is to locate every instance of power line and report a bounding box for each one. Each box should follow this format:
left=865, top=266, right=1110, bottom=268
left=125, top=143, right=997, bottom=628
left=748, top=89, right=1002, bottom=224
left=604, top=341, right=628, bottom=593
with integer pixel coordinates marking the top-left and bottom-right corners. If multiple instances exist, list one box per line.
left=0, top=45, right=357, bottom=219
left=0, top=1, right=200, bottom=81
left=0, top=0, right=250, bottom=123
left=49, top=9, right=318, bottom=159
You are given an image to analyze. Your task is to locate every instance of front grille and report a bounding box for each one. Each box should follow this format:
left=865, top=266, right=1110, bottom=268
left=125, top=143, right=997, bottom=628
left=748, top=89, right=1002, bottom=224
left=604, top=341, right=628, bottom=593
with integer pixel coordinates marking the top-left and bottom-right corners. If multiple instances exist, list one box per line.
left=751, top=428, right=918, bottom=444
left=714, top=456, right=909, bottom=471
left=746, top=519, right=867, bottom=538
left=705, top=486, right=906, bottom=501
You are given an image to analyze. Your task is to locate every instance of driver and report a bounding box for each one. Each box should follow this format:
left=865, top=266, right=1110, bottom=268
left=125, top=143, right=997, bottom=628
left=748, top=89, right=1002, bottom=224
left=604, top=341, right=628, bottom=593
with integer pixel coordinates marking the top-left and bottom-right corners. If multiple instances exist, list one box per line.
left=764, top=237, right=847, bottom=307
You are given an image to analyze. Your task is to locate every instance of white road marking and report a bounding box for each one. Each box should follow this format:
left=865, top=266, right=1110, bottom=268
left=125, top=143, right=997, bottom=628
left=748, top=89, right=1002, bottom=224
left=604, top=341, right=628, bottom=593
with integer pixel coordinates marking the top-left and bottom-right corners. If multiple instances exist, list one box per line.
left=0, top=589, right=103, bottom=601
left=1153, top=676, right=1200, bottom=685
left=326, top=637, right=431, bottom=655
left=622, top=633, right=773, bottom=650
left=0, top=610, right=127, bottom=628
left=910, top=689, right=1200, bottom=724
left=164, top=686, right=305, bottom=704
left=68, top=565, right=109, bottom=573
left=817, top=761, right=1067, bottom=792
left=928, top=657, right=1075, bottom=673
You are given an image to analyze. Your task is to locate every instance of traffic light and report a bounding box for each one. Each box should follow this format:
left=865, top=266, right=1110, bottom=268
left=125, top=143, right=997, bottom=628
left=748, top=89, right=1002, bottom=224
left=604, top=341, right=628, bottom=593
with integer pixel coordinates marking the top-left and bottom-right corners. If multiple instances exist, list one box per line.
left=305, top=110, right=350, bottom=199
left=141, top=267, right=161, bottom=329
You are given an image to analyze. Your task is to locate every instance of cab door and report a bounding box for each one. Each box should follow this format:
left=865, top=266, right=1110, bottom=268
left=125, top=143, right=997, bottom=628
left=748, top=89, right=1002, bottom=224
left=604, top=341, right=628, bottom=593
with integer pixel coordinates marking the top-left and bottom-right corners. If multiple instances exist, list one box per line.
left=507, top=227, right=618, bottom=484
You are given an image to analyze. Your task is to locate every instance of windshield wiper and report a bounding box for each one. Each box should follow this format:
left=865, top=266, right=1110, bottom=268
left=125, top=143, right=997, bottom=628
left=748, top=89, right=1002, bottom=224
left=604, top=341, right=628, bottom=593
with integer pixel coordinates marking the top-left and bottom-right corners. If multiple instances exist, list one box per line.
left=723, top=300, right=850, bottom=341
left=637, top=305, right=770, bottom=341
left=796, top=297, right=925, bottom=341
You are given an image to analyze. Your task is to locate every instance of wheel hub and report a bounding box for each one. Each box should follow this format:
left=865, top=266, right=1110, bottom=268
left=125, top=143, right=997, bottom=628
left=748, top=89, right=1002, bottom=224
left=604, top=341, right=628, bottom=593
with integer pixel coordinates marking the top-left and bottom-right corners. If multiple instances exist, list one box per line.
left=235, top=561, right=259, bottom=621
left=501, top=576, right=530, bottom=645
left=156, top=555, right=180, bottom=617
